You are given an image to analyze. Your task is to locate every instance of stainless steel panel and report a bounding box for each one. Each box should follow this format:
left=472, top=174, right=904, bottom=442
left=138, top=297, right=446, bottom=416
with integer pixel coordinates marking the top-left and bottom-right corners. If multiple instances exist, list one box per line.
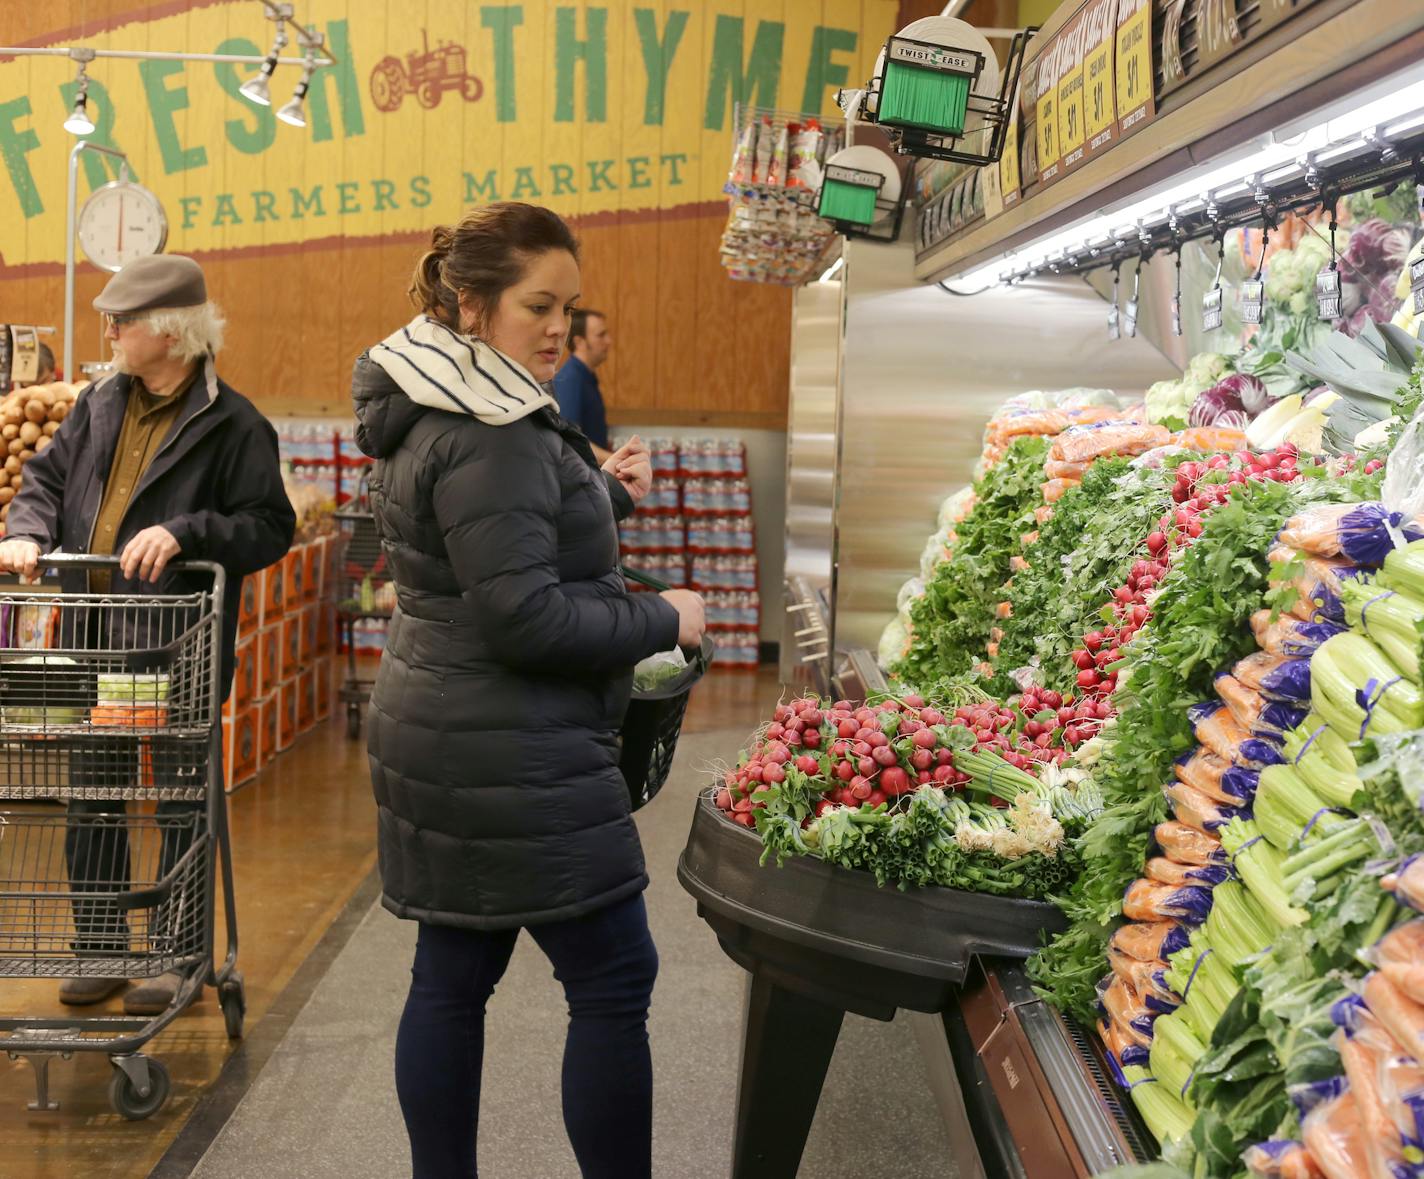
left=781, top=280, right=842, bottom=688
left=831, top=236, right=1177, bottom=658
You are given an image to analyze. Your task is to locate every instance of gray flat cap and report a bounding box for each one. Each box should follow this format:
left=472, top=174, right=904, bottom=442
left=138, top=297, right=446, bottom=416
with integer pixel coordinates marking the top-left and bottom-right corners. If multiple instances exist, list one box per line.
left=93, top=255, right=207, bottom=313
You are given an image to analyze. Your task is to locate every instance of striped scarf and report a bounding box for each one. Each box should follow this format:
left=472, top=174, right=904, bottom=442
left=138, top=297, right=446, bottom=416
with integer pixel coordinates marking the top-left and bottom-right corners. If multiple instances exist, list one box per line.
left=369, top=315, right=556, bottom=425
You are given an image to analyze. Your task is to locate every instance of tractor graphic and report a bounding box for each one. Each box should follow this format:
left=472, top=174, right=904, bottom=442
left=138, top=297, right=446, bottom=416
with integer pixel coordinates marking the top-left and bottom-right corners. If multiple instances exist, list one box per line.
left=370, top=30, right=484, bottom=112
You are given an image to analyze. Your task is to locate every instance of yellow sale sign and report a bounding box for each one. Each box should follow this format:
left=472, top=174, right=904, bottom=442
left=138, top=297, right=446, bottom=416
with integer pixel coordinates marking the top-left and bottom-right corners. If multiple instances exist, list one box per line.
left=0, top=0, right=897, bottom=265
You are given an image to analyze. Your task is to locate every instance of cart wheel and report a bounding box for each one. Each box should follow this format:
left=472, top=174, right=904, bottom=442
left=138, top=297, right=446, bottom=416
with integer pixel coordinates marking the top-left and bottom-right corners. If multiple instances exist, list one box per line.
left=346, top=703, right=362, bottom=740
left=109, top=1057, right=171, bottom=1121
left=219, top=974, right=246, bottom=1040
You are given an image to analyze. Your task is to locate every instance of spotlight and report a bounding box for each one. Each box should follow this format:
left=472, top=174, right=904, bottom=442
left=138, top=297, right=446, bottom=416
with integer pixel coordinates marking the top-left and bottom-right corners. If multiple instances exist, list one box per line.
left=277, top=34, right=319, bottom=129
left=240, top=7, right=289, bottom=107
left=63, top=50, right=96, bottom=137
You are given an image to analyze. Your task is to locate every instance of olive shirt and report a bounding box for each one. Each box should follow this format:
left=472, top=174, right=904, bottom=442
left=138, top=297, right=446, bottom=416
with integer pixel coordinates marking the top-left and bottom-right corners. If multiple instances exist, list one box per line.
left=88, top=366, right=197, bottom=592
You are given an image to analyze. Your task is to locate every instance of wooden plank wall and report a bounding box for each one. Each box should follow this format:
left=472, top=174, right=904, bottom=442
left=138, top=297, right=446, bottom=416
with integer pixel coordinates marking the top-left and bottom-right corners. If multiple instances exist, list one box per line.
left=1, top=0, right=908, bottom=426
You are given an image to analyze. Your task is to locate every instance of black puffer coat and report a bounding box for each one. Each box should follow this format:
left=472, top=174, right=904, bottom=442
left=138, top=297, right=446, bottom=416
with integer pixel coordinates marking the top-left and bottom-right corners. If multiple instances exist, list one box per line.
left=352, top=357, right=680, bottom=929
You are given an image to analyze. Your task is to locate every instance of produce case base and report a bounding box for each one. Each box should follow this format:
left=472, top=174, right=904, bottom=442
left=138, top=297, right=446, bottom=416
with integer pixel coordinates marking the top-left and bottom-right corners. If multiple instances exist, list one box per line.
left=678, top=793, right=1151, bottom=1177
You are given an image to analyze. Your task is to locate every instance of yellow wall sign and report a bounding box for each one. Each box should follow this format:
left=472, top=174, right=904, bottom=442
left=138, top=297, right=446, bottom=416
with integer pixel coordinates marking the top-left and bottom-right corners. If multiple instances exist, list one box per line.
left=1114, top=0, right=1155, bottom=137
left=1034, top=37, right=1062, bottom=187
left=0, top=0, right=897, bottom=266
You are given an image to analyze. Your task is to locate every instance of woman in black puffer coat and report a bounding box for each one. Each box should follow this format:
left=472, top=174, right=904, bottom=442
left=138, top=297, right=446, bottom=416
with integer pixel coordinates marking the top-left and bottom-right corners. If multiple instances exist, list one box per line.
left=352, top=203, right=706, bottom=1179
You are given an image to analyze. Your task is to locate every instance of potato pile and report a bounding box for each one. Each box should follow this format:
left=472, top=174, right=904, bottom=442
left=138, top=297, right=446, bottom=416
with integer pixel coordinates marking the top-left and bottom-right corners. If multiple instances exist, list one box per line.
left=0, top=383, right=82, bottom=535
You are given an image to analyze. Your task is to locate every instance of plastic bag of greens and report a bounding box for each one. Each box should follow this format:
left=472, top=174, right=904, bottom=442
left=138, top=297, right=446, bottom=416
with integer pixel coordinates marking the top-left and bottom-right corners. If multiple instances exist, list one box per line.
left=632, top=647, right=688, bottom=693
left=1382, top=405, right=1424, bottom=551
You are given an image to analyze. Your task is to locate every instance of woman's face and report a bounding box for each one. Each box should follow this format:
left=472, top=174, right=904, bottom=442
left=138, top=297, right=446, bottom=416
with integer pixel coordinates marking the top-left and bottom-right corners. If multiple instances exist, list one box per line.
left=468, top=249, right=581, bottom=383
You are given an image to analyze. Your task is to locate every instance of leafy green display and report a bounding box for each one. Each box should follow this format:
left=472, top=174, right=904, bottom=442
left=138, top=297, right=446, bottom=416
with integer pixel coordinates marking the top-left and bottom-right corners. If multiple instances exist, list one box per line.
left=895, top=436, right=1050, bottom=689
left=992, top=459, right=1175, bottom=691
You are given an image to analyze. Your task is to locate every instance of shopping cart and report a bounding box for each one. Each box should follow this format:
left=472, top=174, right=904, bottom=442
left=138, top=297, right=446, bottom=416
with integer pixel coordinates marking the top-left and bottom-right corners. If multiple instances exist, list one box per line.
left=334, top=501, right=392, bottom=739
left=0, top=555, right=243, bottom=1119
left=619, top=567, right=714, bottom=811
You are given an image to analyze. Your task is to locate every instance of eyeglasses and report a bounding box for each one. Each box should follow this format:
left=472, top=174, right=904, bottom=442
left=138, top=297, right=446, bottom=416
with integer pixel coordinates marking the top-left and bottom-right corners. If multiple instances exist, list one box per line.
left=104, top=313, right=147, bottom=328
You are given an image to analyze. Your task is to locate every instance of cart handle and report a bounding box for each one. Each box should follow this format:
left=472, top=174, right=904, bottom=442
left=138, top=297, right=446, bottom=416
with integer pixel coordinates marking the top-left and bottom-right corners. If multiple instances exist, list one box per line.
left=36, top=553, right=226, bottom=597
left=621, top=566, right=672, bottom=593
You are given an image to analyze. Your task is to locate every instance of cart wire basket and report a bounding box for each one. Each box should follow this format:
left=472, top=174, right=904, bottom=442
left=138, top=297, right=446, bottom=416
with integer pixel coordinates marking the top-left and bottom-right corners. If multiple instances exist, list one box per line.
left=619, top=567, right=714, bottom=811
left=0, top=555, right=244, bottom=1121
left=335, top=471, right=393, bottom=739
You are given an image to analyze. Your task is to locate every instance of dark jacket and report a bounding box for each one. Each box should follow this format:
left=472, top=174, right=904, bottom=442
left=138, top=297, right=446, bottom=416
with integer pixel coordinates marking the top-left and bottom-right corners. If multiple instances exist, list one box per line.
left=6, top=359, right=295, bottom=697
left=352, top=355, right=679, bottom=930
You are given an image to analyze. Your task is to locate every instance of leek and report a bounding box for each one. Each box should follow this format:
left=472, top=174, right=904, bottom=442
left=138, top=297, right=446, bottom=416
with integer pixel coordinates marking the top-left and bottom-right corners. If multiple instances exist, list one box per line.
left=1219, top=818, right=1309, bottom=929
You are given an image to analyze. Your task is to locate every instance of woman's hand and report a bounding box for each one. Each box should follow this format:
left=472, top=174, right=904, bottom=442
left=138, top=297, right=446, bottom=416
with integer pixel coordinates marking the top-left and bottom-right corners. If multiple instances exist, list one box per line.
left=602, top=435, right=652, bottom=504
left=659, top=589, right=706, bottom=650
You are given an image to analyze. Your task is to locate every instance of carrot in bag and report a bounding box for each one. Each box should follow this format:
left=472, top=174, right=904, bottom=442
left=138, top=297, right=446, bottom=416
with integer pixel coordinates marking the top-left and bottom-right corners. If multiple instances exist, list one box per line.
left=1250, top=609, right=1346, bottom=659
left=1110, top=920, right=1193, bottom=962
left=1164, top=779, right=1251, bottom=834
left=1049, top=421, right=1173, bottom=465
left=1242, top=1141, right=1327, bottom=1179
left=1329, top=995, right=1412, bottom=1179
left=1044, top=458, right=1092, bottom=480
left=1383, top=854, right=1424, bottom=914
left=1278, top=502, right=1424, bottom=566
left=1377, top=1045, right=1424, bottom=1154
left=1123, top=878, right=1214, bottom=925
left=1363, top=972, right=1424, bottom=1058
left=1232, top=651, right=1313, bottom=704
left=1174, top=426, right=1249, bottom=453
left=1109, top=950, right=1181, bottom=1013
left=1042, top=477, right=1081, bottom=503
left=1097, top=973, right=1157, bottom=1045
left=1097, top=1015, right=1150, bottom=1074
left=1154, top=821, right=1228, bottom=866
left=1215, top=675, right=1310, bottom=738
left=1190, top=701, right=1285, bottom=769
left=1145, top=856, right=1231, bottom=888
left=1299, top=1085, right=1369, bottom=1179
left=1269, top=545, right=1366, bottom=624
left=1175, top=746, right=1259, bottom=805
left=1369, top=919, right=1424, bottom=1005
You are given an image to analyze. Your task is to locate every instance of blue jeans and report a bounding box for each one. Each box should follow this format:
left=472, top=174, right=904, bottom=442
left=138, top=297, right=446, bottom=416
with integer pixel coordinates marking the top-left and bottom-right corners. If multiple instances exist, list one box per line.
left=394, top=893, right=658, bottom=1179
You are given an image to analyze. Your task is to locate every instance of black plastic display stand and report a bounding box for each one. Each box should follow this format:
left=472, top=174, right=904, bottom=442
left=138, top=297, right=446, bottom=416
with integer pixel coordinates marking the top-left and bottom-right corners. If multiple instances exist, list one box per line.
left=678, top=793, right=1068, bottom=1178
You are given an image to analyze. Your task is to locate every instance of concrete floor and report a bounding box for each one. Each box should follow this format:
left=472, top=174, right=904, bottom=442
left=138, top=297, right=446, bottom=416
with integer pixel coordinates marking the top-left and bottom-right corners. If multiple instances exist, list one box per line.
left=185, top=729, right=957, bottom=1179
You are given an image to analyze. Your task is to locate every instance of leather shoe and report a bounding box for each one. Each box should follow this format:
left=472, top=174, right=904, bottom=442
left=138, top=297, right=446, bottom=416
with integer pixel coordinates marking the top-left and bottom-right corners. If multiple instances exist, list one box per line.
left=124, top=970, right=184, bottom=1016
left=58, top=976, right=127, bottom=1005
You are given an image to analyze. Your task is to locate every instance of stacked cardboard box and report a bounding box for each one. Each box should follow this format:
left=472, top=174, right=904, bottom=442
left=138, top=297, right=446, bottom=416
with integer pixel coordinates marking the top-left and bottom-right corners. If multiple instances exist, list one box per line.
left=220, top=534, right=339, bottom=792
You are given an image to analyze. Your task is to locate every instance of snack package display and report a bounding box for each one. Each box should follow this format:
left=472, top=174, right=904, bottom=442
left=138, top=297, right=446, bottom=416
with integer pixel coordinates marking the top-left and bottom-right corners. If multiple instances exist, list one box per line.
left=752, top=115, right=775, bottom=182
left=730, top=119, right=758, bottom=183
left=766, top=123, right=789, bottom=187
left=786, top=119, right=825, bottom=189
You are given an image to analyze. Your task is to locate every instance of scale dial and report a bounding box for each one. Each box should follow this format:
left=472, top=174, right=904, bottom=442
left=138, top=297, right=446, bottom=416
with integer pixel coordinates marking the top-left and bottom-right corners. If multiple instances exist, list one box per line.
left=77, top=179, right=168, bottom=272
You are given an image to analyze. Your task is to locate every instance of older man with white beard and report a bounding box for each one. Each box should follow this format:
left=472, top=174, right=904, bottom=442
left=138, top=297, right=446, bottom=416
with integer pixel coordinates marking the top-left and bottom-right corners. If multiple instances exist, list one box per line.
left=0, top=255, right=294, bottom=1014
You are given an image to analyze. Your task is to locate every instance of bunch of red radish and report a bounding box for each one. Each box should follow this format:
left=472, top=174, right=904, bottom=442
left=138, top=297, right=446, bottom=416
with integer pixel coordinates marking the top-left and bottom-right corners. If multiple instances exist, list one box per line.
left=713, top=695, right=971, bottom=827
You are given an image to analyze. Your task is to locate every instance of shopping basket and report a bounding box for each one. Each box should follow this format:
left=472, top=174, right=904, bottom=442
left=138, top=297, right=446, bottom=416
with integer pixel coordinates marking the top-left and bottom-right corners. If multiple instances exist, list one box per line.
left=0, top=555, right=243, bottom=1120
left=619, top=567, right=713, bottom=811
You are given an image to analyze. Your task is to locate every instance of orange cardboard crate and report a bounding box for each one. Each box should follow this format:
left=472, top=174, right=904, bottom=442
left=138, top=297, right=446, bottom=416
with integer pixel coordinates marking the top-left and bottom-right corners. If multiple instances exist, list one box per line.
left=299, top=605, right=317, bottom=667
left=232, top=636, right=256, bottom=714
left=261, top=561, right=286, bottom=621
left=316, top=601, right=335, bottom=656
left=297, top=668, right=316, bottom=732
left=283, top=548, right=305, bottom=612
left=256, top=625, right=281, bottom=698
left=278, top=679, right=298, bottom=752
left=222, top=707, right=258, bottom=793
left=256, top=694, right=279, bottom=768
left=237, top=575, right=262, bottom=639
left=315, top=658, right=333, bottom=720
left=301, top=543, right=319, bottom=604
left=282, top=615, right=301, bottom=677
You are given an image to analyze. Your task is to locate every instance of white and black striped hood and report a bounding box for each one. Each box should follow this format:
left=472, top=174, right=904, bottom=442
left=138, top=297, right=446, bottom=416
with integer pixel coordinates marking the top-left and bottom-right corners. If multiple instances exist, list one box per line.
left=367, top=315, right=555, bottom=426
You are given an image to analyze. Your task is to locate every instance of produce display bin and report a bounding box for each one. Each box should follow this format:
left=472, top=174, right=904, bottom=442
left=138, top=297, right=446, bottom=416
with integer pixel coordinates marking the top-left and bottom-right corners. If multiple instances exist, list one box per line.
left=678, top=790, right=1075, bottom=1177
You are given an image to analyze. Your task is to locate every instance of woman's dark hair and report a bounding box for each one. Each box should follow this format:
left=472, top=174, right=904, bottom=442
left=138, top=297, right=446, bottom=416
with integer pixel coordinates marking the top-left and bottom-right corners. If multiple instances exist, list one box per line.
left=409, top=203, right=580, bottom=335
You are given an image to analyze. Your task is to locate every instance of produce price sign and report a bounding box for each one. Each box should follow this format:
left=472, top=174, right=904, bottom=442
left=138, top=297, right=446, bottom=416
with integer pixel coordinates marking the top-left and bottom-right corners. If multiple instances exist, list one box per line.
left=1035, top=37, right=1065, bottom=187
left=1082, top=0, right=1121, bottom=159
left=1115, top=0, right=1156, bottom=138
left=1056, top=12, right=1089, bottom=173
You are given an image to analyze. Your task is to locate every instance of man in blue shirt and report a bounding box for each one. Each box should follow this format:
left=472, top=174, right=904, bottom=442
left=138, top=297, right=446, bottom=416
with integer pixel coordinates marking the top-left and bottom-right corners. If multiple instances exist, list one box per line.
left=554, top=308, right=612, bottom=461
